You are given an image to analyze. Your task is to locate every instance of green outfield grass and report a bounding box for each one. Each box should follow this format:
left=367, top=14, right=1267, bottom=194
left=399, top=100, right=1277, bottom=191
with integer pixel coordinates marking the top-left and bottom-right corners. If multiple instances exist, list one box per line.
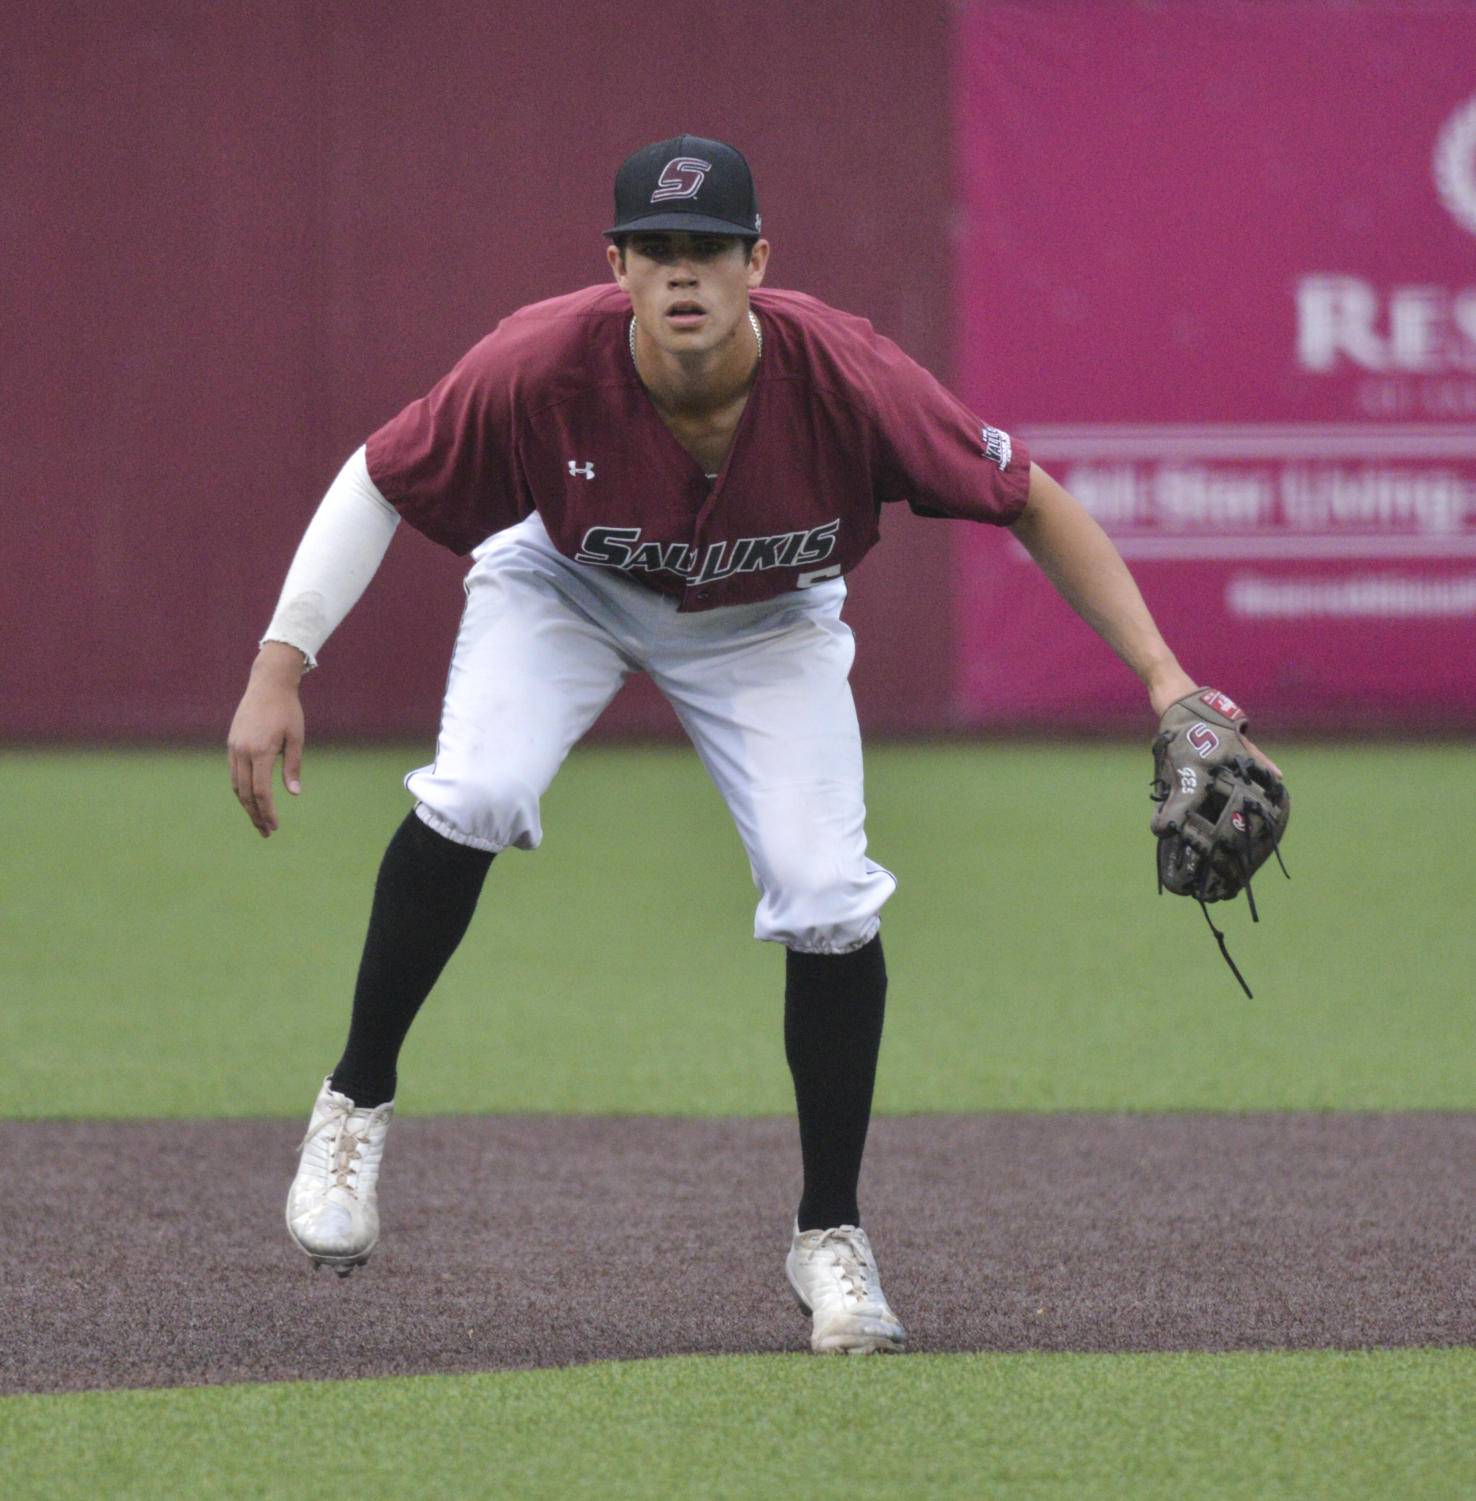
left=3, top=742, right=1472, bottom=1118
left=5, top=1349, right=1473, bottom=1500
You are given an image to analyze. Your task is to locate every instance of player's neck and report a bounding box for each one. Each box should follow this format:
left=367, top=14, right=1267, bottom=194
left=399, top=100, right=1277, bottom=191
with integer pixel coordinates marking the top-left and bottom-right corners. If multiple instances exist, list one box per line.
left=631, top=313, right=760, bottom=419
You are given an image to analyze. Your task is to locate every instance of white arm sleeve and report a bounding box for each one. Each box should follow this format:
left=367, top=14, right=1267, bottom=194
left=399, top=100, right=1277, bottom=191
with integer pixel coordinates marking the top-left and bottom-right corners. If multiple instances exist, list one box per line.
left=259, top=445, right=400, bottom=670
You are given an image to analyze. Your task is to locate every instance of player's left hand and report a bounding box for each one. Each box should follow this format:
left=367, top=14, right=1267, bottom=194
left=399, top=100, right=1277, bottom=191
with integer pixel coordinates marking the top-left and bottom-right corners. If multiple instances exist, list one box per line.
left=1149, top=673, right=1280, bottom=779
left=1148, top=686, right=1291, bottom=995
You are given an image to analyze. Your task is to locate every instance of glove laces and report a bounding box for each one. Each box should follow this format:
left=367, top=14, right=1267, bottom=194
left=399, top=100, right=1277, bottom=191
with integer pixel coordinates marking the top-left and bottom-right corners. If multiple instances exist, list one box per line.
left=1154, top=767, right=1291, bottom=1000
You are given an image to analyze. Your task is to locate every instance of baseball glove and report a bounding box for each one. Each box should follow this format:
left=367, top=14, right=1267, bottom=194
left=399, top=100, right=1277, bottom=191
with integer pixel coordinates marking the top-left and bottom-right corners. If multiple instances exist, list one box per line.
left=1150, top=688, right=1290, bottom=996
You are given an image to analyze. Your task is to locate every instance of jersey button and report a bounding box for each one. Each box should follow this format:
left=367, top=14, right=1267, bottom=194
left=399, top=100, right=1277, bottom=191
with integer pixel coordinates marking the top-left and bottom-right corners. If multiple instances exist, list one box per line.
left=694, top=588, right=712, bottom=601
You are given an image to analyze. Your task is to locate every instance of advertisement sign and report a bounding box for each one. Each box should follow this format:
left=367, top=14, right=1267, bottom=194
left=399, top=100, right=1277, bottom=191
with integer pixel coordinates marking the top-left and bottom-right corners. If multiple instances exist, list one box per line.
left=953, top=3, right=1476, bottom=731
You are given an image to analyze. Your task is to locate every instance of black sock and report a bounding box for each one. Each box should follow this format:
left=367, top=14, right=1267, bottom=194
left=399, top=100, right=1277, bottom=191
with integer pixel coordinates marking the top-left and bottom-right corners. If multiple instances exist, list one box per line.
left=329, top=811, right=493, bottom=1107
left=784, top=934, right=887, bottom=1232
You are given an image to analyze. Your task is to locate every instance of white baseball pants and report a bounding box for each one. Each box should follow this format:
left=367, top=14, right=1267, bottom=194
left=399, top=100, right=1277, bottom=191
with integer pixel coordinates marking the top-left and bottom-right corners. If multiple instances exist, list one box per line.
left=406, top=513, right=895, bottom=954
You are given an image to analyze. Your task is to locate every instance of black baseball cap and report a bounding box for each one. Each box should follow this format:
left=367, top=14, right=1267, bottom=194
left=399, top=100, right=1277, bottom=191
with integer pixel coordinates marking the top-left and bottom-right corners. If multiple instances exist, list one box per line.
left=606, top=135, right=762, bottom=238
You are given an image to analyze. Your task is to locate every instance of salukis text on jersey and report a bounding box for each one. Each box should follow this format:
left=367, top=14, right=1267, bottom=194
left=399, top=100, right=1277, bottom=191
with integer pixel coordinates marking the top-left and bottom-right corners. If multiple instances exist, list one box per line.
left=574, top=519, right=839, bottom=587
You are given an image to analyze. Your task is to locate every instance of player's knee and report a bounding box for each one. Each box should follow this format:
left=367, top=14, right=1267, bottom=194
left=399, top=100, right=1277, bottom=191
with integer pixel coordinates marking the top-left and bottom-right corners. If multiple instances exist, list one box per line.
left=753, top=856, right=896, bottom=953
left=460, top=772, right=544, bottom=850
left=409, top=770, right=543, bottom=853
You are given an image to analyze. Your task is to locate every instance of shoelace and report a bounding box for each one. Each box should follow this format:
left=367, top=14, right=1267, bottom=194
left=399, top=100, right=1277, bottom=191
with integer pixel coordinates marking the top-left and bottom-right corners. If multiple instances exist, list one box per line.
left=299, top=1107, right=377, bottom=1191
left=809, top=1227, right=877, bottom=1301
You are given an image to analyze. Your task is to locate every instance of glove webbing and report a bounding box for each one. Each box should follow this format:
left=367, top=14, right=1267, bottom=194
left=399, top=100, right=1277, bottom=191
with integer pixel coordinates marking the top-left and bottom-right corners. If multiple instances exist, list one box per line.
left=1155, top=793, right=1290, bottom=1000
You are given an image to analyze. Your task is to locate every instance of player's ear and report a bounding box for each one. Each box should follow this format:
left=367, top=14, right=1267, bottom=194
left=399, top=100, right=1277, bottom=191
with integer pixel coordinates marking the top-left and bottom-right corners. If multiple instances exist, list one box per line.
left=606, top=242, right=627, bottom=285
left=746, top=239, right=770, bottom=289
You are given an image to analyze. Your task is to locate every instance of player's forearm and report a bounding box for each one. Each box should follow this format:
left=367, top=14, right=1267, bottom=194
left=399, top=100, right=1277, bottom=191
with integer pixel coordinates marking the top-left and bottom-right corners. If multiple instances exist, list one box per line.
left=259, top=446, right=401, bottom=669
left=1009, top=464, right=1196, bottom=715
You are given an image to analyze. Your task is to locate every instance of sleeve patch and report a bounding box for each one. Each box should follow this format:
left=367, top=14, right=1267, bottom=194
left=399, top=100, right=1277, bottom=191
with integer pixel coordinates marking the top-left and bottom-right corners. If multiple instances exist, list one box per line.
left=981, top=425, right=1013, bottom=471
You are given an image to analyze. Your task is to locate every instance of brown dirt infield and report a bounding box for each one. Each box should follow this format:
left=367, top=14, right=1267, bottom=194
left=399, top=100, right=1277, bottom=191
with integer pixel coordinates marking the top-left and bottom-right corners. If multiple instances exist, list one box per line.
left=2, top=1112, right=1473, bottom=1395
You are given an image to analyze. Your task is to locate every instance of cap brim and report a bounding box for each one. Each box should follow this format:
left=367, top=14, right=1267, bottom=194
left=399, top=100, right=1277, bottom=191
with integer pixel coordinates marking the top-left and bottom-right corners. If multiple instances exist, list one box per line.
left=604, top=212, right=759, bottom=237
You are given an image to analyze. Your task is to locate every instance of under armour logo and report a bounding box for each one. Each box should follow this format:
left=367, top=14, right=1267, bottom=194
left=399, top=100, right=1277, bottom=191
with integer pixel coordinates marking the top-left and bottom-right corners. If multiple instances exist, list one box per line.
left=568, top=461, right=595, bottom=480
left=651, top=156, right=712, bottom=202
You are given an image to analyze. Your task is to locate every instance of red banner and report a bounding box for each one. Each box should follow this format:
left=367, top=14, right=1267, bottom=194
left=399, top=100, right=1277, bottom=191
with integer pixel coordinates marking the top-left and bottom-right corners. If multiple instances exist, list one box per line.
left=952, top=2, right=1476, bottom=732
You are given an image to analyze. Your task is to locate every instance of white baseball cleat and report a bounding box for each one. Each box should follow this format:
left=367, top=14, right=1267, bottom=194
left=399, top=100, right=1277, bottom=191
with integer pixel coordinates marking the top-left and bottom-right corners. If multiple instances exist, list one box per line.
left=285, top=1078, right=394, bottom=1277
left=785, top=1223, right=906, bottom=1354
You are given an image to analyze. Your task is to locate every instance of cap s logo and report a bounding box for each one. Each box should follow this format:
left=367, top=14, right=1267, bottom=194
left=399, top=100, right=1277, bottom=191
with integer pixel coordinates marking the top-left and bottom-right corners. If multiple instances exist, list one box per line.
left=651, top=156, right=712, bottom=203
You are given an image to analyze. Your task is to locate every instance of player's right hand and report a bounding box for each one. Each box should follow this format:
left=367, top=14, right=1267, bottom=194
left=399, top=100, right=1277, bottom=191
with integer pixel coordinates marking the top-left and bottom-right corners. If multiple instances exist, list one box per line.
left=228, top=643, right=307, bottom=837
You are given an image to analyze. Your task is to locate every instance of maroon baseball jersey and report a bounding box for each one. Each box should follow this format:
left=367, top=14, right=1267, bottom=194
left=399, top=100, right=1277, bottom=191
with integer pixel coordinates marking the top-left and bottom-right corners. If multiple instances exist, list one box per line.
left=366, top=283, right=1031, bottom=611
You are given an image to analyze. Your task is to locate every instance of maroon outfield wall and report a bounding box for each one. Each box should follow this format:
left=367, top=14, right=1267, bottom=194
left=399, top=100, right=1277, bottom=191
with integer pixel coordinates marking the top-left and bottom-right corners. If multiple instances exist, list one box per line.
left=3, top=2, right=960, bottom=742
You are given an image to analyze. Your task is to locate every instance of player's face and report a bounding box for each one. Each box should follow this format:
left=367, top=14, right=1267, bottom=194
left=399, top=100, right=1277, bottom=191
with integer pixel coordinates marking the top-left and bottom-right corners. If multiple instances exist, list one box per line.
left=608, top=232, right=769, bottom=360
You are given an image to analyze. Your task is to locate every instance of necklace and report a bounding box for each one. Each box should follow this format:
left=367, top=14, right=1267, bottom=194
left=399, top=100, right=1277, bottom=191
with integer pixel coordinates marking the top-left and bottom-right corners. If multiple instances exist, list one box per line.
left=629, top=309, right=762, bottom=367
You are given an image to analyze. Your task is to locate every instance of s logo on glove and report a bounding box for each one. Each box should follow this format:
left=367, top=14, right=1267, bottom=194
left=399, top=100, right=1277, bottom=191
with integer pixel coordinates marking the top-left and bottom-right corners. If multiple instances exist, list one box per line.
left=1187, top=723, right=1220, bottom=757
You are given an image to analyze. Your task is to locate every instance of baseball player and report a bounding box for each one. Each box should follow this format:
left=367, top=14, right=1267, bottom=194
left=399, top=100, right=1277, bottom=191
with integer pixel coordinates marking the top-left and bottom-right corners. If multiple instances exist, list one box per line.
left=227, top=135, right=1225, bottom=1355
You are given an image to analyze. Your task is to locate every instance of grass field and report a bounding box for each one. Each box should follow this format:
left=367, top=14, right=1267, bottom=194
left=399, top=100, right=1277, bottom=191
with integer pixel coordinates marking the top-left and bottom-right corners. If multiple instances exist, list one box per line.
left=5, top=1350, right=1474, bottom=1500
left=4, top=743, right=1473, bottom=1498
left=4, top=742, right=1474, bottom=1118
